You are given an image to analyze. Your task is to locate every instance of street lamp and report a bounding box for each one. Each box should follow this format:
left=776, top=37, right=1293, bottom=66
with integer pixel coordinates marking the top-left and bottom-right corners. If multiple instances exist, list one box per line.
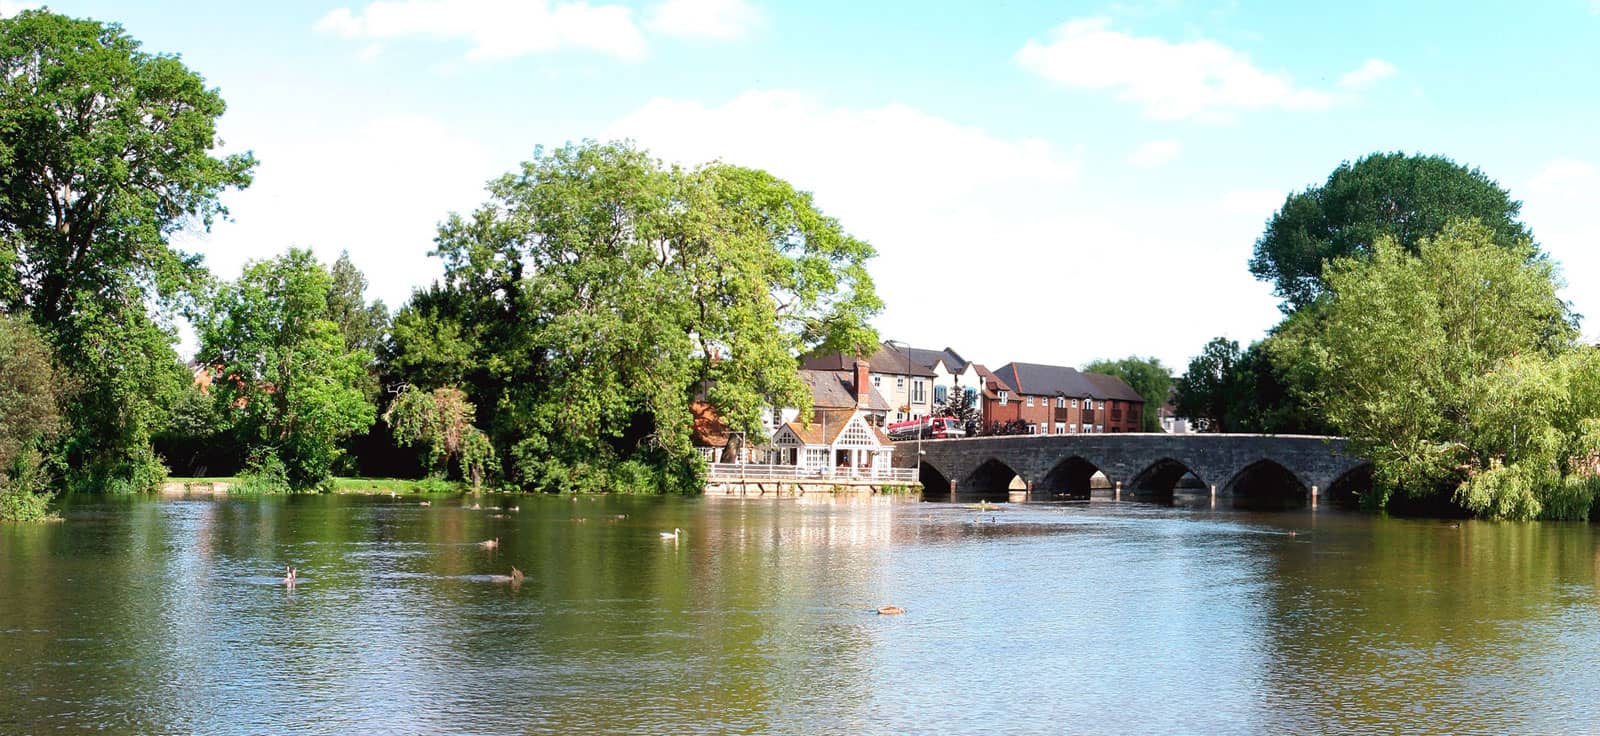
left=884, top=339, right=921, bottom=484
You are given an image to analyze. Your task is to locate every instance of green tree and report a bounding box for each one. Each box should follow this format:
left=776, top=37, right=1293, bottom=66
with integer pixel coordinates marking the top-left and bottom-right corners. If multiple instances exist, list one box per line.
left=1249, top=153, right=1533, bottom=312
left=327, top=251, right=389, bottom=358
left=199, top=249, right=375, bottom=489
left=1271, top=220, right=1593, bottom=518
left=385, top=386, right=494, bottom=488
left=0, top=10, right=254, bottom=491
left=0, top=315, right=61, bottom=520
left=394, top=141, right=882, bottom=493
left=1083, top=356, right=1170, bottom=432
left=1173, top=338, right=1242, bottom=433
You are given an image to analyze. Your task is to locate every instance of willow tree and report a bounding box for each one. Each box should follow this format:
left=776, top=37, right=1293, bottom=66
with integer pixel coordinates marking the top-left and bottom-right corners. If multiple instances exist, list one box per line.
left=393, top=141, right=881, bottom=493
left=0, top=10, right=254, bottom=491
left=1272, top=220, right=1597, bottom=519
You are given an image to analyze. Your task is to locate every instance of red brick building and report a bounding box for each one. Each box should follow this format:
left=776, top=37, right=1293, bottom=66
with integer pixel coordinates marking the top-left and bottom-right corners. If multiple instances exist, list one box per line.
left=984, top=362, right=1145, bottom=434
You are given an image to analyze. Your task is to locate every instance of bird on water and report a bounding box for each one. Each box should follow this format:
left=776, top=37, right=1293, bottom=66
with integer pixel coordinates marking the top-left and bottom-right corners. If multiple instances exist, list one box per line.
left=661, top=527, right=682, bottom=540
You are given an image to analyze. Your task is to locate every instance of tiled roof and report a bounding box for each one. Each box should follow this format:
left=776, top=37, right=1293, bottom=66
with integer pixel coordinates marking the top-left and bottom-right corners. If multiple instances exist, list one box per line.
left=972, top=363, right=1012, bottom=398
left=992, top=362, right=1144, bottom=402
left=783, top=409, right=890, bottom=445
left=903, top=346, right=970, bottom=373
left=799, top=369, right=891, bottom=411
left=801, top=343, right=937, bottom=378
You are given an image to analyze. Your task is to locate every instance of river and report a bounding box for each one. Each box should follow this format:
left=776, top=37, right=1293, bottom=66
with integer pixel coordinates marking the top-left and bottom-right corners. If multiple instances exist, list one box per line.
left=2, top=493, right=1597, bottom=735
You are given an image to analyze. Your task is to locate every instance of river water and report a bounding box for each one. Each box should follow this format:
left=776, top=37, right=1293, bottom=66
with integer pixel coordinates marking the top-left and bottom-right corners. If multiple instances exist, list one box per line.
left=2, top=493, right=1597, bottom=735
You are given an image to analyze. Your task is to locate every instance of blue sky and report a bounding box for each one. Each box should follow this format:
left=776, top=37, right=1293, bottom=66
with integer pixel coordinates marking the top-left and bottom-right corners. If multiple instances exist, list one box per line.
left=16, top=0, right=1600, bottom=369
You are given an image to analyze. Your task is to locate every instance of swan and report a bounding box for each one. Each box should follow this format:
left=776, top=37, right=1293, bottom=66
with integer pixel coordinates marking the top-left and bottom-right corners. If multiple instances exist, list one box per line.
left=419, top=501, right=431, bottom=507
left=877, top=605, right=905, bottom=615
left=479, top=537, right=499, bottom=550
left=488, top=567, right=524, bottom=585
left=660, top=527, right=682, bottom=540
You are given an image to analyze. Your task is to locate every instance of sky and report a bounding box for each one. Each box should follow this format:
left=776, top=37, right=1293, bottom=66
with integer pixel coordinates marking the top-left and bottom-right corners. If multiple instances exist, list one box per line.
left=13, top=0, right=1600, bottom=370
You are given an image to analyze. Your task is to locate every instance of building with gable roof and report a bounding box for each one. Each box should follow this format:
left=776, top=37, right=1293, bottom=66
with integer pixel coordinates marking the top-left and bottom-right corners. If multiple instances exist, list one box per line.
left=985, top=361, right=1145, bottom=435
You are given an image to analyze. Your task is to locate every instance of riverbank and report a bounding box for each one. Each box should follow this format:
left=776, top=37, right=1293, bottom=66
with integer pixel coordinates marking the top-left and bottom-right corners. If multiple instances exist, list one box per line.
left=159, top=477, right=464, bottom=497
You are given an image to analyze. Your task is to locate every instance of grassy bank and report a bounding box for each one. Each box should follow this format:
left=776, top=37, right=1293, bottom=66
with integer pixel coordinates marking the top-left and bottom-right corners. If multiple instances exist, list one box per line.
left=163, top=477, right=466, bottom=495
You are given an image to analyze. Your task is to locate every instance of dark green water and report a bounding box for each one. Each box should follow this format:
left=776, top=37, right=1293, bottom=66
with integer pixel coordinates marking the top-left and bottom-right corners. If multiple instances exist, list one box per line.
left=2, top=493, right=1598, bottom=735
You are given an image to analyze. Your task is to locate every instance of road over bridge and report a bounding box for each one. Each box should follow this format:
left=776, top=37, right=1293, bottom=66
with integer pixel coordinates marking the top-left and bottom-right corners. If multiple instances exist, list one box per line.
left=893, top=434, right=1370, bottom=504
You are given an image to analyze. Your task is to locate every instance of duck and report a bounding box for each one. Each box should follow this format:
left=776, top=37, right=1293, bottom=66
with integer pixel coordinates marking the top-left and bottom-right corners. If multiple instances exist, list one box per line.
left=479, top=537, right=499, bottom=550
left=419, top=501, right=431, bottom=507
left=877, top=605, right=905, bottom=615
left=283, top=566, right=297, bottom=585
left=660, top=527, right=682, bottom=540
left=488, top=567, right=524, bottom=585
left=508, top=506, right=520, bottom=512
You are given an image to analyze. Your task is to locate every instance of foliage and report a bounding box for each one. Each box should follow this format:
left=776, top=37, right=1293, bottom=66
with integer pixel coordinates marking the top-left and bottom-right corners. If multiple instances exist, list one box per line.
left=934, top=382, right=982, bottom=434
left=0, top=10, right=254, bottom=492
left=1271, top=219, right=1592, bottom=519
left=0, top=316, right=60, bottom=519
left=199, top=249, right=376, bottom=489
left=234, top=450, right=291, bottom=494
left=1173, top=338, right=1242, bottom=432
left=984, top=419, right=1033, bottom=436
left=1248, top=152, right=1534, bottom=312
left=384, top=385, right=495, bottom=488
left=389, top=141, right=882, bottom=493
left=327, top=251, right=388, bottom=404
left=1082, top=356, right=1170, bottom=432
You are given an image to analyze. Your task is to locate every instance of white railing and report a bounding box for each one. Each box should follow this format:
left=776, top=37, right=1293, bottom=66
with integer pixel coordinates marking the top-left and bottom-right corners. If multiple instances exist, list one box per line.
left=707, top=463, right=917, bottom=482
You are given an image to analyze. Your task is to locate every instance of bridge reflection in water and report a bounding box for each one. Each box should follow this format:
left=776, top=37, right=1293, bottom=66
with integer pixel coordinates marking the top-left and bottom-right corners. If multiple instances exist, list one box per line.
left=898, top=434, right=1371, bottom=508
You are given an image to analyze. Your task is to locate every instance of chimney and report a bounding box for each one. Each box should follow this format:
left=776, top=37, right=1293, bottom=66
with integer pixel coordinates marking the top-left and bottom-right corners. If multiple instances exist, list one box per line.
left=854, top=358, right=871, bottom=408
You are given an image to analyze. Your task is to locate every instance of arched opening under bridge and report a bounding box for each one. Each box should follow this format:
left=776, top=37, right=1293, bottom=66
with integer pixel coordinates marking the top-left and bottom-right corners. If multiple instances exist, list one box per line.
left=919, top=461, right=952, bottom=497
left=1225, top=459, right=1309, bottom=509
left=1039, top=456, right=1111, bottom=500
left=1324, top=464, right=1373, bottom=508
left=962, top=458, right=1027, bottom=500
left=1128, top=457, right=1207, bottom=497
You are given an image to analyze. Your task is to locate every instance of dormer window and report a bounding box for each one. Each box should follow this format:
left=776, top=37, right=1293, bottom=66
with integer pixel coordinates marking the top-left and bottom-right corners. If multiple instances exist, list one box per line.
left=998, top=391, right=1008, bottom=406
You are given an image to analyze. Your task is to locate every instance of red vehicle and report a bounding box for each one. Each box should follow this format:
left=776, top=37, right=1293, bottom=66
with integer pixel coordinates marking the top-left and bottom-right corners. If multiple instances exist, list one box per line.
left=887, top=416, right=967, bottom=440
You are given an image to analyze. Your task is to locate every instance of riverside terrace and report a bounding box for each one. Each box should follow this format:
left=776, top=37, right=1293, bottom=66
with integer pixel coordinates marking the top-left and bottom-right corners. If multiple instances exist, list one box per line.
left=896, top=433, right=1369, bottom=504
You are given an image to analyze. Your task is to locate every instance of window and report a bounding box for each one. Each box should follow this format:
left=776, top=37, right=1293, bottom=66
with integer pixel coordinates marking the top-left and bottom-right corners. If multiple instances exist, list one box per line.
left=1096, top=424, right=1104, bottom=433
left=1071, top=399, right=1078, bottom=408
left=912, top=379, right=926, bottom=403
left=998, top=391, right=1008, bottom=406
left=1054, top=422, right=1065, bottom=434
left=1098, top=401, right=1105, bottom=410
left=1056, top=397, right=1066, bottom=409
left=964, top=387, right=977, bottom=402
left=872, top=375, right=881, bottom=387
left=1026, top=396, right=1034, bottom=407
left=896, top=376, right=905, bottom=389
left=1037, top=423, right=1046, bottom=435
left=934, top=385, right=948, bottom=403
left=1070, top=423, right=1077, bottom=433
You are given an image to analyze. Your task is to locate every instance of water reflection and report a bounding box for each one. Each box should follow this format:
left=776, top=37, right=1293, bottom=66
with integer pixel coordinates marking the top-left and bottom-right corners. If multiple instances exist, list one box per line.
left=1, top=495, right=1597, bottom=734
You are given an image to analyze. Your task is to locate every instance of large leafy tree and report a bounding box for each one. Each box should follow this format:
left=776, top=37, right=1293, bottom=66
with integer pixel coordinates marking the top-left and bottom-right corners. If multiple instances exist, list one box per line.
left=390, top=141, right=882, bottom=493
left=1271, top=220, right=1595, bottom=519
left=1173, top=338, right=1242, bottom=433
left=0, top=10, right=254, bottom=490
left=1082, top=356, right=1170, bottom=432
left=1248, top=152, right=1533, bottom=312
left=199, top=249, right=375, bottom=489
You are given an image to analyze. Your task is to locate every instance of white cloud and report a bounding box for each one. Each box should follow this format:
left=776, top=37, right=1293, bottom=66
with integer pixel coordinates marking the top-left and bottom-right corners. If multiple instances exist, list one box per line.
left=180, top=115, right=501, bottom=312
left=1338, top=58, right=1397, bottom=90
left=1015, top=17, right=1336, bottom=121
left=647, top=0, right=764, bottom=40
left=314, top=0, right=648, bottom=62
left=1128, top=138, right=1182, bottom=168
left=1523, top=158, right=1600, bottom=340
left=0, top=1, right=39, bottom=18
left=607, top=90, right=1280, bottom=369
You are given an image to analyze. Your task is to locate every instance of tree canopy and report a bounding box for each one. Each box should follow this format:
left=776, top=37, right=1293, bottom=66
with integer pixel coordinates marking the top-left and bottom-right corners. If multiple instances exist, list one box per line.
left=1271, top=220, right=1595, bottom=519
left=1248, top=152, right=1533, bottom=312
left=199, top=249, right=376, bottom=489
left=387, top=141, right=882, bottom=493
left=0, top=10, right=254, bottom=492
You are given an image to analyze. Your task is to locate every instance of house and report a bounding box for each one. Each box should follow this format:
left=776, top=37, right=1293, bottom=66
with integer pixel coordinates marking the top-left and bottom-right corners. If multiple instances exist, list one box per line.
left=972, top=363, right=1015, bottom=427
left=1159, top=395, right=1197, bottom=434
left=769, top=407, right=897, bottom=478
left=985, top=362, right=1145, bottom=435
left=801, top=343, right=937, bottom=423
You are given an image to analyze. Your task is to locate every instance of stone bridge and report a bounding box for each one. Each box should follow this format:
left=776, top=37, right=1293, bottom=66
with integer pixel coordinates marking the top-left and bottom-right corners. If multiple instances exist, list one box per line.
left=892, top=434, right=1370, bottom=503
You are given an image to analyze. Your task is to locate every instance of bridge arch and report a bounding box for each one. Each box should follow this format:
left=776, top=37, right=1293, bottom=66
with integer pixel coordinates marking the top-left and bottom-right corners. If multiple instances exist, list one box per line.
left=1128, top=457, right=1207, bottom=495
left=963, top=457, right=1028, bottom=498
left=919, top=460, right=953, bottom=496
left=1223, top=458, right=1309, bottom=507
left=1324, top=463, right=1373, bottom=507
left=1039, top=455, right=1113, bottom=499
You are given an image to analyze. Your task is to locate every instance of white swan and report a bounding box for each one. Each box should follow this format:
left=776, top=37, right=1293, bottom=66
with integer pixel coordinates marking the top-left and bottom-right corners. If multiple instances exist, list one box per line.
left=660, top=527, right=682, bottom=540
